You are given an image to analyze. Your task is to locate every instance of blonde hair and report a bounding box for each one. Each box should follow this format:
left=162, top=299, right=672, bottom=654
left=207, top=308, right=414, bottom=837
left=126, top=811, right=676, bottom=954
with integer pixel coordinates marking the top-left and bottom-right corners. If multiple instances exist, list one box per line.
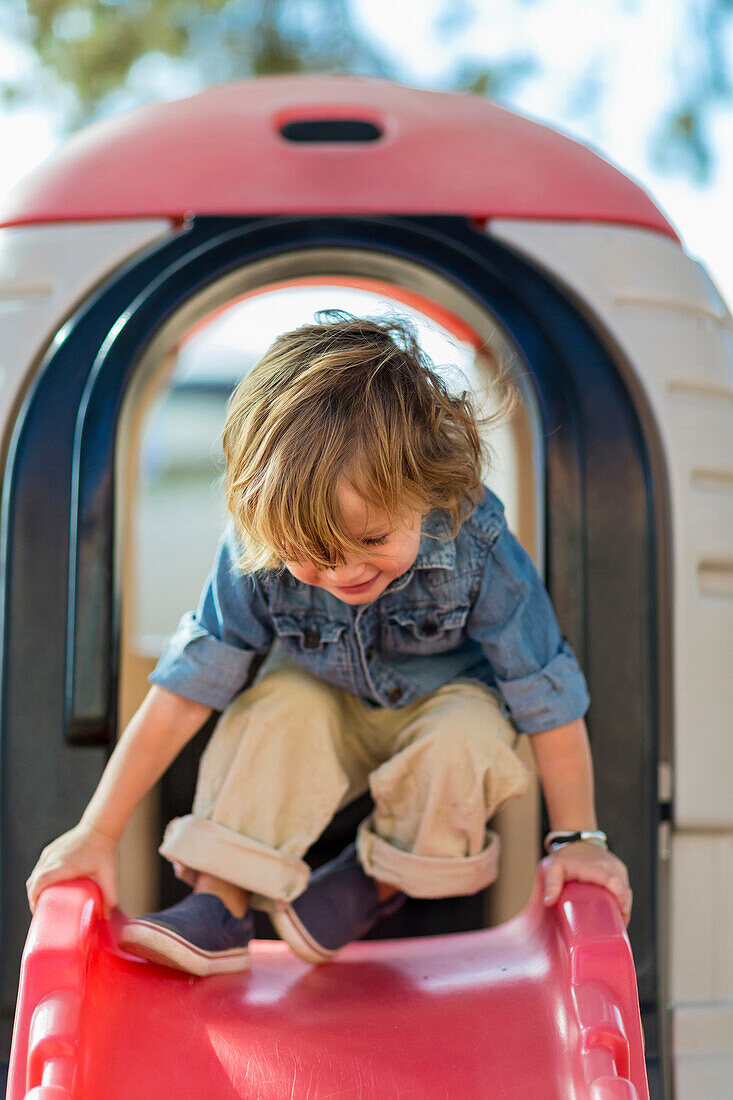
left=222, top=310, right=515, bottom=573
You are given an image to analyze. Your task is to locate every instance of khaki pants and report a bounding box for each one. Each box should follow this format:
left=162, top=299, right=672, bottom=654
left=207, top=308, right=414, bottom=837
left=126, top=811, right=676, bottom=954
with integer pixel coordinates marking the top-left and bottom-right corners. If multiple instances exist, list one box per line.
left=160, top=664, right=531, bottom=907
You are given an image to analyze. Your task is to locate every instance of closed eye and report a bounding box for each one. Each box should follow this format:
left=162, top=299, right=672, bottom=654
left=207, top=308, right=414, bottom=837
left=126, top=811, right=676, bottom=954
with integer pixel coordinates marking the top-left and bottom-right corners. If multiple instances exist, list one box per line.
left=362, top=534, right=389, bottom=546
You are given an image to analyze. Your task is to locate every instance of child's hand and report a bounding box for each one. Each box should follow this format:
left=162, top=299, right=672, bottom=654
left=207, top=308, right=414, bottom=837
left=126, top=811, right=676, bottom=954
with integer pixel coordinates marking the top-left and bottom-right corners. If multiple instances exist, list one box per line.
left=26, top=823, right=119, bottom=916
left=542, top=843, right=632, bottom=927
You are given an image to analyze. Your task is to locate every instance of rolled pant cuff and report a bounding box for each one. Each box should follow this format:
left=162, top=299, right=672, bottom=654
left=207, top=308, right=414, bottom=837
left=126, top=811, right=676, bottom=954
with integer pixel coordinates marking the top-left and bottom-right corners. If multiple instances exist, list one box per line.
left=356, top=816, right=501, bottom=898
left=159, top=814, right=311, bottom=904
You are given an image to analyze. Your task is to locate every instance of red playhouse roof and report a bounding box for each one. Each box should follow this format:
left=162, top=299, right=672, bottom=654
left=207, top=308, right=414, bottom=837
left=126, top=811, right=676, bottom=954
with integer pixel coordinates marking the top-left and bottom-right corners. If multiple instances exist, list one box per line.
left=0, top=74, right=677, bottom=237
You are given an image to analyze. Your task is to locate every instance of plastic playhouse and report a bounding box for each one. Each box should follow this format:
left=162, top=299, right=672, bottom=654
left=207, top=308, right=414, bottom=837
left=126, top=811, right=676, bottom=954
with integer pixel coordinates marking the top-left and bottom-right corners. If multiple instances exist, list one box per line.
left=0, top=76, right=731, bottom=1097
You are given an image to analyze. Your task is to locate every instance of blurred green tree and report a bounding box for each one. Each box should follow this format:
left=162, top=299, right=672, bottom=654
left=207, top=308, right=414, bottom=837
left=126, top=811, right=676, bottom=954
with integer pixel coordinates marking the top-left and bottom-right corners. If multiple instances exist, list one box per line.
left=4, top=0, right=394, bottom=115
left=3, top=0, right=732, bottom=183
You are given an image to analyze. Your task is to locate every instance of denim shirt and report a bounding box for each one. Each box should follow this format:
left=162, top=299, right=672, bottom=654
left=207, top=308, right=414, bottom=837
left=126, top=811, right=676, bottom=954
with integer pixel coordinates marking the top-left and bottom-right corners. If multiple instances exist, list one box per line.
left=149, top=486, right=589, bottom=734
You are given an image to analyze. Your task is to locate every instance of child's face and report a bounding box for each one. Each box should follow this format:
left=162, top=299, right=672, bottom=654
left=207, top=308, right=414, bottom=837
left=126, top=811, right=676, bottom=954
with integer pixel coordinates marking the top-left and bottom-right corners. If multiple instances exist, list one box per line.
left=284, top=480, right=424, bottom=605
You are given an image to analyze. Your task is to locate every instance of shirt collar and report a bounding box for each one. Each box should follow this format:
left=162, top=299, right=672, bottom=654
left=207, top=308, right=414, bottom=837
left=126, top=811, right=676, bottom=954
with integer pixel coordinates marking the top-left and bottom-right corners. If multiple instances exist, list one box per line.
left=378, top=509, right=455, bottom=597
left=412, top=508, right=457, bottom=571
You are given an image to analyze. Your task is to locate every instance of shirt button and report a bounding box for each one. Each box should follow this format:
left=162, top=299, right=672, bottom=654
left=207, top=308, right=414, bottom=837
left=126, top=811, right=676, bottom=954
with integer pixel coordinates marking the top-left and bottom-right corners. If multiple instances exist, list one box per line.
left=303, top=628, right=321, bottom=649
left=422, top=620, right=438, bottom=636
left=387, top=686, right=403, bottom=704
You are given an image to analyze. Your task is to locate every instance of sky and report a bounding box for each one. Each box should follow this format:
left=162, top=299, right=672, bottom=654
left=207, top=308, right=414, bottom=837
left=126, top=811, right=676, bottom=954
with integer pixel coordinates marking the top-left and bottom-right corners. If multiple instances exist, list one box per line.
left=350, top=0, right=733, bottom=307
left=1, top=0, right=732, bottom=308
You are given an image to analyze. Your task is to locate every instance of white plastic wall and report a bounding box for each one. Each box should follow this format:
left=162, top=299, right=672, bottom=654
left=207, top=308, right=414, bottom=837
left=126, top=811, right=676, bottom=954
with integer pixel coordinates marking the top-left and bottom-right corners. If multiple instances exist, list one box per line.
left=487, top=218, right=733, bottom=1098
left=0, top=220, right=173, bottom=466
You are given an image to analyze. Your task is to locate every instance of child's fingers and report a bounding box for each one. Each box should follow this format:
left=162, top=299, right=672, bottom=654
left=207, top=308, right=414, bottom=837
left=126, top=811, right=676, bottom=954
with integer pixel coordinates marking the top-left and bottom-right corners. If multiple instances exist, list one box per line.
left=541, top=854, right=634, bottom=926
left=97, top=866, right=119, bottom=916
left=27, top=855, right=118, bottom=917
left=605, top=875, right=633, bottom=927
left=557, top=867, right=633, bottom=926
left=597, top=869, right=633, bottom=924
left=26, top=863, right=63, bottom=913
left=542, top=860, right=566, bottom=906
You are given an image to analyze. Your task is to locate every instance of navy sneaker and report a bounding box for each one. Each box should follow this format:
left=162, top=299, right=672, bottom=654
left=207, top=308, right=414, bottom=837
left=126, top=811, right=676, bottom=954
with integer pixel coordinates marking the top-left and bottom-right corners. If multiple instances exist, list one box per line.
left=118, top=893, right=254, bottom=976
left=271, top=843, right=406, bottom=964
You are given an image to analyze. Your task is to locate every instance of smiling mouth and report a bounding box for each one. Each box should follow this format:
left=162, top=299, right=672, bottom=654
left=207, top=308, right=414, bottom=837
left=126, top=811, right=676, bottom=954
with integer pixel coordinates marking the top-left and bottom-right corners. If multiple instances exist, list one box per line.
left=336, top=574, right=379, bottom=591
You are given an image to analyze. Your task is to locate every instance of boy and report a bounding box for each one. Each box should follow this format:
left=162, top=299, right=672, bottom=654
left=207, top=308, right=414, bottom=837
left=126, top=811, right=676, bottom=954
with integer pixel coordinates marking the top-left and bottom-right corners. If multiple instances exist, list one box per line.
left=27, top=312, right=632, bottom=975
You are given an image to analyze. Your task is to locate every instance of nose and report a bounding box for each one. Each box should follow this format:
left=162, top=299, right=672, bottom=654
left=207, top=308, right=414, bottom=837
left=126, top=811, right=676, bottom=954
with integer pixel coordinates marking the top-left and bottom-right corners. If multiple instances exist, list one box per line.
left=325, top=555, right=369, bottom=585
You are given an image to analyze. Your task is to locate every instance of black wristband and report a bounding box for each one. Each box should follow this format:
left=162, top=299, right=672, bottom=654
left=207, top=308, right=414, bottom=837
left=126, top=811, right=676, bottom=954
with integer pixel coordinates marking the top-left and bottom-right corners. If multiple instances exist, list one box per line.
left=544, top=829, right=608, bottom=854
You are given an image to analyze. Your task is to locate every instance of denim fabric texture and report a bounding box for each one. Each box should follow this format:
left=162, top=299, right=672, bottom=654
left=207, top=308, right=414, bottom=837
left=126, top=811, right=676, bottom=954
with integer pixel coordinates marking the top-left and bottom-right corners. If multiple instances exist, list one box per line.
left=149, top=486, right=589, bottom=734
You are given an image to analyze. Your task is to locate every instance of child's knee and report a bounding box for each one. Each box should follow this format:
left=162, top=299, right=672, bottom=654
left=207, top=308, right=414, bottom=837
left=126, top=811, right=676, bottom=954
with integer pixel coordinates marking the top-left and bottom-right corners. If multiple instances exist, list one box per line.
left=410, top=681, right=514, bottom=743
left=220, top=666, right=343, bottom=731
left=375, top=723, right=531, bottom=813
left=251, top=665, right=343, bottom=714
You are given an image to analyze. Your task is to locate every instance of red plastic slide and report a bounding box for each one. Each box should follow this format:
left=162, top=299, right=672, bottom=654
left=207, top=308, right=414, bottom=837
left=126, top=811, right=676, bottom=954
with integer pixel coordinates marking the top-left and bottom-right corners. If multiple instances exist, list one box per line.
left=8, top=869, right=648, bottom=1099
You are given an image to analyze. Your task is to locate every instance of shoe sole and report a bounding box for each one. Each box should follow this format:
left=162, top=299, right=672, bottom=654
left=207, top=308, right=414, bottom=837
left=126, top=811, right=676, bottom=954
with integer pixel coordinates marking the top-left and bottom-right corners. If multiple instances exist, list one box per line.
left=270, top=906, right=339, bottom=965
left=118, top=919, right=251, bottom=976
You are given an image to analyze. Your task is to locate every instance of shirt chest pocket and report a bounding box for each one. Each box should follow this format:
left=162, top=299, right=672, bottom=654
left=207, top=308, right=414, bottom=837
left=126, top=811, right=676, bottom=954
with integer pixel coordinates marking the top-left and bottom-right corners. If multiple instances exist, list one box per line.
left=270, top=614, right=348, bottom=656
left=381, top=606, right=469, bottom=655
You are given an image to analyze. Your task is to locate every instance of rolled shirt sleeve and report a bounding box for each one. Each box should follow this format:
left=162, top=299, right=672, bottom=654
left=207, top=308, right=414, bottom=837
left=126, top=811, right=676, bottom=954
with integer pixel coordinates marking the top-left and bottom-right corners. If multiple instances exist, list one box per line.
left=466, top=522, right=590, bottom=734
left=149, top=524, right=274, bottom=710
